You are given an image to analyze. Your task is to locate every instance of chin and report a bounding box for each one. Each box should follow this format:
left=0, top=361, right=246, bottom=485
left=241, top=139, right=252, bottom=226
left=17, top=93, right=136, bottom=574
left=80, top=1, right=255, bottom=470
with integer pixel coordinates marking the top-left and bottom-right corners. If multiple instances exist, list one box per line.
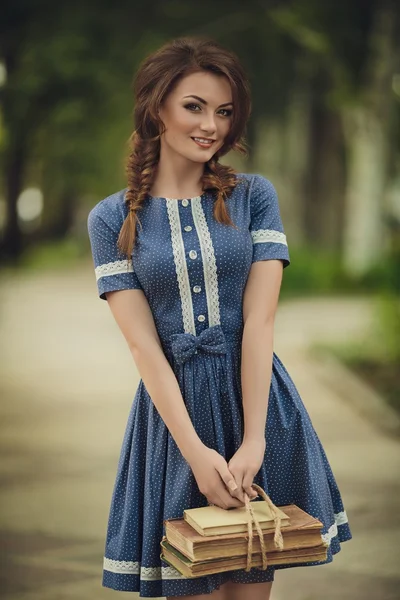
left=191, top=155, right=213, bottom=164
left=182, top=150, right=213, bottom=164
left=195, top=157, right=215, bottom=165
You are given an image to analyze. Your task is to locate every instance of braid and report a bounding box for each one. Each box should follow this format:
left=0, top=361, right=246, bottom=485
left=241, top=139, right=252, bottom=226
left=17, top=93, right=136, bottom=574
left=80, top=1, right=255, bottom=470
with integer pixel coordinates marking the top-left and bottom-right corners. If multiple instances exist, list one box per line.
left=202, top=158, right=238, bottom=229
left=117, top=131, right=159, bottom=257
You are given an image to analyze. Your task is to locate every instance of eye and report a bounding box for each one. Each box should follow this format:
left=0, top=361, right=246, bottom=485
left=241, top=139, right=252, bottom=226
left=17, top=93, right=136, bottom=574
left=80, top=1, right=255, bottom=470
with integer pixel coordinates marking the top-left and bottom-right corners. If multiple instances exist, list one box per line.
left=184, top=103, right=201, bottom=111
left=218, top=108, right=233, bottom=117
left=184, top=103, right=233, bottom=117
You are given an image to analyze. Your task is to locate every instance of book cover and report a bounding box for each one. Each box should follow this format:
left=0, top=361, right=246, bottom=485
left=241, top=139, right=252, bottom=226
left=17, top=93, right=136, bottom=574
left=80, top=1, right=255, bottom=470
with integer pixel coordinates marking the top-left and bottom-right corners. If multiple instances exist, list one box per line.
left=183, top=500, right=290, bottom=536
left=160, top=537, right=328, bottom=578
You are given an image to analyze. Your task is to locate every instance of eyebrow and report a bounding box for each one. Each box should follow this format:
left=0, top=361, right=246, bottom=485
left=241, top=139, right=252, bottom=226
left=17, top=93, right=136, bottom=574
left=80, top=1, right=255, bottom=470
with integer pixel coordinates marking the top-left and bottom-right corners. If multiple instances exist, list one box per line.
left=182, top=95, right=233, bottom=108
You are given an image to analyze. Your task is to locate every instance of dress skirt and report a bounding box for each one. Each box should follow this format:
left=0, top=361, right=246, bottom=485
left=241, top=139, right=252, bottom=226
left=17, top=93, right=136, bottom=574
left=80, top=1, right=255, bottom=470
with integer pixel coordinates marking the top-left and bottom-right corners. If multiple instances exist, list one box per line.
left=101, top=328, right=352, bottom=598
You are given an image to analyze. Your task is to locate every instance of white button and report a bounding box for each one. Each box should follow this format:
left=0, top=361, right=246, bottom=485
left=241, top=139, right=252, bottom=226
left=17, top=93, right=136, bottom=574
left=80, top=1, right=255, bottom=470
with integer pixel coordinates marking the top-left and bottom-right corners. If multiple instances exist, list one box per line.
left=182, top=199, right=189, bottom=207
left=197, top=314, right=205, bottom=322
left=189, top=250, right=197, bottom=259
left=193, top=285, right=201, bottom=293
left=184, top=225, right=192, bottom=232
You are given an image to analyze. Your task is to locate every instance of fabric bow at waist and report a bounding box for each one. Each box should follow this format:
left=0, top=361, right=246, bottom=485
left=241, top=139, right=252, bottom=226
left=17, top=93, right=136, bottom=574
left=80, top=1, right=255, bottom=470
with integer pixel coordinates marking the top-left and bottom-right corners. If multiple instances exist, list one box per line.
left=169, top=324, right=227, bottom=365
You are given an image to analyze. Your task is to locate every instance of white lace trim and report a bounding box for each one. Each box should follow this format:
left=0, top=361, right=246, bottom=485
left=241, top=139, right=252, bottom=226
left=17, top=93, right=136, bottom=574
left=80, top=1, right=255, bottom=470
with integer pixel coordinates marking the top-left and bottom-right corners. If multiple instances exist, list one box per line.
left=334, top=510, right=349, bottom=526
left=321, top=511, right=349, bottom=545
left=191, top=197, right=221, bottom=327
left=95, top=259, right=133, bottom=281
left=166, top=200, right=196, bottom=335
left=251, top=229, right=288, bottom=246
left=103, top=557, right=185, bottom=580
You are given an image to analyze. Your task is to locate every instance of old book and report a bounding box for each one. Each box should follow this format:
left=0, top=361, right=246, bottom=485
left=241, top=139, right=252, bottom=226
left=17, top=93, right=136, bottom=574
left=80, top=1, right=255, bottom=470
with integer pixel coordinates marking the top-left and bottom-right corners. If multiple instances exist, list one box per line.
left=160, top=537, right=328, bottom=578
left=165, top=504, right=323, bottom=563
left=183, top=500, right=290, bottom=536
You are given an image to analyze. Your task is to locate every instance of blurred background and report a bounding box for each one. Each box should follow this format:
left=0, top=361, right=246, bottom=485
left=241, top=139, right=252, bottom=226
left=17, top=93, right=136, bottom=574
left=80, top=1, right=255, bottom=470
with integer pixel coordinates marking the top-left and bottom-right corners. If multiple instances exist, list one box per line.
left=0, top=1, right=399, bottom=599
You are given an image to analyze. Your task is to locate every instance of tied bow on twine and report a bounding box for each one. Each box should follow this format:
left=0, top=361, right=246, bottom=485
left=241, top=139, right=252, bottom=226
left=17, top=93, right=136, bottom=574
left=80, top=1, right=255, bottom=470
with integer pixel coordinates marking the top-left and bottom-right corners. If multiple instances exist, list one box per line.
left=209, top=484, right=284, bottom=572
left=169, top=325, right=227, bottom=365
left=242, top=484, right=284, bottom=571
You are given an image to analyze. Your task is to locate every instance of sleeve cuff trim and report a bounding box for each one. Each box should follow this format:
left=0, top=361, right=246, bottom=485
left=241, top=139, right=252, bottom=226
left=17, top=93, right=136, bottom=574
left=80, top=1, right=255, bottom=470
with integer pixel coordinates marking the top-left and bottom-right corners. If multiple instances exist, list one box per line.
left=95, top=259, right=134, bottom=281
left=251, top=229, right=287, bottom=246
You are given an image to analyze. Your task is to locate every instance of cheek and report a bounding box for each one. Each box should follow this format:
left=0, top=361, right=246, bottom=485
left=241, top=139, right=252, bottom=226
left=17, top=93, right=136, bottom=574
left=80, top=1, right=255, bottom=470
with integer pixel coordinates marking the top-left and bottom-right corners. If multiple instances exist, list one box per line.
left=221, top=119, right=232, bottom=134
left=217, top=119, right=232, bottom=142
left=166, top=109, right=193, bottom=136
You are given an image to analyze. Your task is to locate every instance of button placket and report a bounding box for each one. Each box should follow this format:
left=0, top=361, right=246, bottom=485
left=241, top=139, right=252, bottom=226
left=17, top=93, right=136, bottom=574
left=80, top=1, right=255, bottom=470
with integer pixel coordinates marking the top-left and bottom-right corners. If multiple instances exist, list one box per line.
left=179, top=197, right=207, bottom=330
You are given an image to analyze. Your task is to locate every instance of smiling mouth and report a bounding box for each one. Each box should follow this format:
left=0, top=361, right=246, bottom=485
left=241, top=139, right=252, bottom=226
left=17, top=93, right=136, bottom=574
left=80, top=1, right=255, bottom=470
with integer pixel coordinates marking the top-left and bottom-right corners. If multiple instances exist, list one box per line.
left=191, top=137, right=216, bottom=147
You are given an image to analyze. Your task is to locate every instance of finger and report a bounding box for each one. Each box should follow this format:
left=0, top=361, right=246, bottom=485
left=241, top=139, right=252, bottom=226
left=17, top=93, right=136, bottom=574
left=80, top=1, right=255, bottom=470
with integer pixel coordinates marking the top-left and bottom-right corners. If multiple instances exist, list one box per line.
left=216, top=478, right=247, bottom=509
left=242, top=477, right=257, bottom=499
left=223, top=478, right=247, bottom=505
left=212, top=489, right=245, bottom=509
left=227, top=479, right=248, bottom=505
left=227, top=472, right=247, bottom=504
left=214, top=461, right=247, bottom=506
left=217, top=463, right=240, bottom=495
left=234, top=484, right=247, bottom=504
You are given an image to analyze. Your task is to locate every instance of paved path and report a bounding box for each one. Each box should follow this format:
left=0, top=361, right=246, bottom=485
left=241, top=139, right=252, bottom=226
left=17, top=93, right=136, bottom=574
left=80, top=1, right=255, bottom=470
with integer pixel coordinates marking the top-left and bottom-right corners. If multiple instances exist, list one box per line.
left=0, top=263, right=399, bottom=600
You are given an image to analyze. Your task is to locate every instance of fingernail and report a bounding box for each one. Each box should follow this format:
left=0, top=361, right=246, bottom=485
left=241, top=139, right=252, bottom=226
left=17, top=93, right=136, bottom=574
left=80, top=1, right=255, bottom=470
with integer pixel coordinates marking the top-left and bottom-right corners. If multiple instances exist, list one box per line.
left=228, top=481, right=238, bottom=490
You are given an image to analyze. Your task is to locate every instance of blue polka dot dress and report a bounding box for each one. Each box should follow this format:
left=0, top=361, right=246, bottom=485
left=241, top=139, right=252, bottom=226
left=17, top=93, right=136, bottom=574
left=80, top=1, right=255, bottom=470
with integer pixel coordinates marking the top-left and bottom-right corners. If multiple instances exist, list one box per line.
left=87, top=173, right=352, bottom=598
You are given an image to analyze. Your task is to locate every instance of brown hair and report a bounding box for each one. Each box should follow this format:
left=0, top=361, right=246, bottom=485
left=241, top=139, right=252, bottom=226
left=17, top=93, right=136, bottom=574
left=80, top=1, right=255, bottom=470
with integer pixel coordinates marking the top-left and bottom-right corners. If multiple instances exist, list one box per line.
left=117, top=36, right=252, bottom=258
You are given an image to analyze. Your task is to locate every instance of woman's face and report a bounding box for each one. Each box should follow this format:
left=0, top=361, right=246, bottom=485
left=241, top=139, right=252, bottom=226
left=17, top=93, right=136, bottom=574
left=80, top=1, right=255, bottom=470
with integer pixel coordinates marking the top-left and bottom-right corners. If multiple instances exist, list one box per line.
left=158, top=70, right=233, bottom=162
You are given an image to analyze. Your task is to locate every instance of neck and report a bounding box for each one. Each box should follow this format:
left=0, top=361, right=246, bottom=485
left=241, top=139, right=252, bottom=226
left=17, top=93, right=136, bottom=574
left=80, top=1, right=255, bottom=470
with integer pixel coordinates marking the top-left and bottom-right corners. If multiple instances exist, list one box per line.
left=149, top=145, right=207, bottom=198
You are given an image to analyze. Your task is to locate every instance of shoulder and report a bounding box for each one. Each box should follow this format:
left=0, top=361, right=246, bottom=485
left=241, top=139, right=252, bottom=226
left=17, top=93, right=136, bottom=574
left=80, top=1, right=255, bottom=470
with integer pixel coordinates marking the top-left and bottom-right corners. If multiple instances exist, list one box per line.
left=236, top=172, right=276, bottom=194
left=234, top=173, right=278, bottom=205
left=87, top=188, right=128, bottom=233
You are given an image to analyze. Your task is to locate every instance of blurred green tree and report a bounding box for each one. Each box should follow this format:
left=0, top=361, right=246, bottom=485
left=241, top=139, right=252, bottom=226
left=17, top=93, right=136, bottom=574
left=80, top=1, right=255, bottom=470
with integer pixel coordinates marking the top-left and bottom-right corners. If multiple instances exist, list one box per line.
left=1, top=0, right=399, bottom=283
left=266, top=0, right=400, bottom=277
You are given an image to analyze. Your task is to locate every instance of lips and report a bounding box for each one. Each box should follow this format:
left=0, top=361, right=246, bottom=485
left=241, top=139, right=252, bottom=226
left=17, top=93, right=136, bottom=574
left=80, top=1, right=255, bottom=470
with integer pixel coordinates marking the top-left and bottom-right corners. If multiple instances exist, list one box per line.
left=191, top=137, right=215, bottom=147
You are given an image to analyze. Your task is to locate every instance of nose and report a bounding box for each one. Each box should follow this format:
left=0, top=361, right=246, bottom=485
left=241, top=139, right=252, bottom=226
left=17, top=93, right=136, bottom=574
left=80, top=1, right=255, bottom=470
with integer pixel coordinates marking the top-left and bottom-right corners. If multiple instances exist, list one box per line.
left=199, top=112, right=217, bottom=135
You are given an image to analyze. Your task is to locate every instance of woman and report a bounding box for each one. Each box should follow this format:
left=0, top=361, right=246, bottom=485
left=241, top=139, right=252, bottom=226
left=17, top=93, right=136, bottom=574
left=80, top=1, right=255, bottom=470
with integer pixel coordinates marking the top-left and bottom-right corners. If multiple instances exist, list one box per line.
left=87, top=36, right=352, bottom=600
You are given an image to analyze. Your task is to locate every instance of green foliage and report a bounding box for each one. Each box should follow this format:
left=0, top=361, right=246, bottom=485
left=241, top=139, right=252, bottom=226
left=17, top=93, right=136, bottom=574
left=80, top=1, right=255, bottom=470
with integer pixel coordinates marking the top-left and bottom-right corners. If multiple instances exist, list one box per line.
left=280, top=246, right=343, bottom=297
left=374, top=293, right=400, bottom=362
left=19, top=237, right=87, bottom=272
left=279, top=246, right=399, bottom=298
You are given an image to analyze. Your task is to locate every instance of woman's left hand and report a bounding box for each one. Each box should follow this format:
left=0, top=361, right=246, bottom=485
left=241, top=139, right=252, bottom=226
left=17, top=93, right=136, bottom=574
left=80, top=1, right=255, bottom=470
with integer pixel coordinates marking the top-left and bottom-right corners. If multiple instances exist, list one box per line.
left=227, top=437, right=266, bottom=504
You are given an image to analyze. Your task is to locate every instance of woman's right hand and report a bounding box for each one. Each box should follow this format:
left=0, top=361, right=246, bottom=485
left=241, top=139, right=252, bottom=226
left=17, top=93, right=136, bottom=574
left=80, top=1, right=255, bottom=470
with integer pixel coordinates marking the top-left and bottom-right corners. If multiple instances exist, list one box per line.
left=189, top=444, right=247, bottom=509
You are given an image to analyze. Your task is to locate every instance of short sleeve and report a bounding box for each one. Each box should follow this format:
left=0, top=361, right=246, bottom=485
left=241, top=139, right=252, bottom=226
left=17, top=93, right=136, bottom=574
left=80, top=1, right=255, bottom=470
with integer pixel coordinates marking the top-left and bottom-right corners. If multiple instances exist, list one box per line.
left=87, top=196, right=143, bottom=300
left=249, top=174, right=290, bottom=268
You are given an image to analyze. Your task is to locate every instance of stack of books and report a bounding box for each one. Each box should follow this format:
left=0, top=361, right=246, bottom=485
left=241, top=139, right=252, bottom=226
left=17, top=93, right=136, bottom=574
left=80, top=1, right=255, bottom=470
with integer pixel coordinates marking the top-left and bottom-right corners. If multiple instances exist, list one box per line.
left=160, top=499, right=328, bottom=578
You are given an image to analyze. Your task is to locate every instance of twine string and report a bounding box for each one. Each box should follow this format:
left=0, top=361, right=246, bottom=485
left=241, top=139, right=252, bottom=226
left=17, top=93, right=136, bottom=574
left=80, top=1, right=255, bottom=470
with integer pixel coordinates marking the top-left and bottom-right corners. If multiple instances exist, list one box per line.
left=243, top=483, right=284, bottom=572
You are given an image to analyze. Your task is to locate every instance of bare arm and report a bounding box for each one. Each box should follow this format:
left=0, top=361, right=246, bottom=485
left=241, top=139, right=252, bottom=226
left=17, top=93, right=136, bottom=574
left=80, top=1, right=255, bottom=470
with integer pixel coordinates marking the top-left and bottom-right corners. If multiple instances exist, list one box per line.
left=241, top=259, right=283, bottom=442
left=105, top=288, right=204, bottom=465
